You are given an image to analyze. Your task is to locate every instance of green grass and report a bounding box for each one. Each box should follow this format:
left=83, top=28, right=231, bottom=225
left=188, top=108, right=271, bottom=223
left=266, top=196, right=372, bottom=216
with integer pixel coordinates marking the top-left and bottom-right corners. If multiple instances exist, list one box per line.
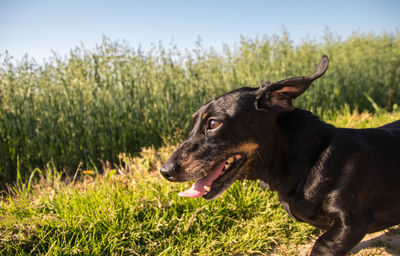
left=1, top=31, right=400, bottom=182
left=1, top=155, right=317, bottom=255
left=1, top=110, right=399, bottom=255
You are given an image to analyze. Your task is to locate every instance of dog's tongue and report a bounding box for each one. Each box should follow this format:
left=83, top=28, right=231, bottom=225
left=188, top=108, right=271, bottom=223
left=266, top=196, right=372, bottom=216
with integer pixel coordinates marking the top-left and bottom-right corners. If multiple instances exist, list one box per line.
left=178, top=162, right=225, bottom=198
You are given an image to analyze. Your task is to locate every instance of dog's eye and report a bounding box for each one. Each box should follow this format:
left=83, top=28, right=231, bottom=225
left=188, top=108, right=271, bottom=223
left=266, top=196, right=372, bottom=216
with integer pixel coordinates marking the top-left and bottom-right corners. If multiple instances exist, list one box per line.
left=208, top=119, right=221, bottom=130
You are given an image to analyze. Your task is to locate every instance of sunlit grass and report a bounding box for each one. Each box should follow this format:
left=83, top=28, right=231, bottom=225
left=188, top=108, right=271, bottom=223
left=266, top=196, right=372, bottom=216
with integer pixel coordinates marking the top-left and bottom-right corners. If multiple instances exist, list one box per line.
left=0, top=150, right=317, bottom=255
left=1, top=110, right=399, bottom=255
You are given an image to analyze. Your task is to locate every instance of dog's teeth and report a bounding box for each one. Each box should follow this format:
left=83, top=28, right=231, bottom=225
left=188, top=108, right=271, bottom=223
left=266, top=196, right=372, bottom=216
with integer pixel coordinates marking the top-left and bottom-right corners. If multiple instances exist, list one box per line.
left=204, top=186, right=211, bottom=192
left=226, top=156, right=234, bottom=164
left=224, top=163, right=231, bottom=170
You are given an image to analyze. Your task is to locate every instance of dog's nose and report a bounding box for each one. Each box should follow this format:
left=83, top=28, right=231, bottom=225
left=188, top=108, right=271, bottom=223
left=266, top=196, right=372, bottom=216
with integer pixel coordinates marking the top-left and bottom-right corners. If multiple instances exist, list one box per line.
left=160, top=162, right=177, bottom=181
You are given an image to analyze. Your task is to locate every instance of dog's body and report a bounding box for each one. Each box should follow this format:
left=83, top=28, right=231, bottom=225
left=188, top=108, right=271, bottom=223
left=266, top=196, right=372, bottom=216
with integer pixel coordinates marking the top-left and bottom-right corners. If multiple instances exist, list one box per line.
left=160, top=56, right=400, bottom=255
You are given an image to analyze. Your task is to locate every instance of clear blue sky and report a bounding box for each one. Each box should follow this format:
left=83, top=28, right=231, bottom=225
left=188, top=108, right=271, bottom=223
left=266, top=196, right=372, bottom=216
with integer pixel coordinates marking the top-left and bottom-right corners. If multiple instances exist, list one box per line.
left=1, top=0, right=399, bottom=62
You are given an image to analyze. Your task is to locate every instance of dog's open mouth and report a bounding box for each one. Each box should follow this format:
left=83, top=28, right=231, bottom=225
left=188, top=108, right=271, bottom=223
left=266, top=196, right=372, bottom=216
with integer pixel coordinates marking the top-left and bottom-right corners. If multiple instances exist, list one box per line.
left=178, top=154, right=245, bottom=200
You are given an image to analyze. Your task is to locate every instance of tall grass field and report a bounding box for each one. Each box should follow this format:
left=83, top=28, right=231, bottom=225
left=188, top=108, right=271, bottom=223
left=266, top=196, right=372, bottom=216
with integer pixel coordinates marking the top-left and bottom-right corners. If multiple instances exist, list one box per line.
left=1, top=31, right=400, bottom=183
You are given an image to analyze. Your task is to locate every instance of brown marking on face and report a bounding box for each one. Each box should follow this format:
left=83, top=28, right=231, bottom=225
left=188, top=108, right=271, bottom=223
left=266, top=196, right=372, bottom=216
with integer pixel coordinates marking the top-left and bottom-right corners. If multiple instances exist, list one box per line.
left=180, top=155, right=210, bottom=179
left=201, top=113, right=208, bottom=120
left=232, top=141, right=259, bottom=156
left=228, top=141, right=260, bottom=179
left=180, top=155, right=195, bottom=170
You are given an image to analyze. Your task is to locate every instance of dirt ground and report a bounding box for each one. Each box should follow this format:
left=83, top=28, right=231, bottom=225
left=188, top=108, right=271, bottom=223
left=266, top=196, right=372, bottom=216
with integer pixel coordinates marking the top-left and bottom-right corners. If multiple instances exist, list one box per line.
left=296, top=226, right=400, bottom=256
left=273, top=226, right=400, bottom=256
left=350, top=226, right=400, bottom=256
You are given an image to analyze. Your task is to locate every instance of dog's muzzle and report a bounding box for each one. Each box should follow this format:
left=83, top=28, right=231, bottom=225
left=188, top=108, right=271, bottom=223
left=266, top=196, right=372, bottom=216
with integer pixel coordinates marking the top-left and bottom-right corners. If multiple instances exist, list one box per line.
left=160, top=161, right=178, bottom=181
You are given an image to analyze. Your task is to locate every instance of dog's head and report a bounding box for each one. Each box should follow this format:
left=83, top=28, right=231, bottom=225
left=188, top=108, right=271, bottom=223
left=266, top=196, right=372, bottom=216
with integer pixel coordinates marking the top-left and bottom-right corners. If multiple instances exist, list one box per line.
left=160, top=56, right=329, bottom=200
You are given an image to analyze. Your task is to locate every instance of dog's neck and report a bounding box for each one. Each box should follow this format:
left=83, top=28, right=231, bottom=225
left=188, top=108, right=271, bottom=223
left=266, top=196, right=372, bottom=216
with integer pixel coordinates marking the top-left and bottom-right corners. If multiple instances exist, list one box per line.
left=261, top=109, right=334, bottom=194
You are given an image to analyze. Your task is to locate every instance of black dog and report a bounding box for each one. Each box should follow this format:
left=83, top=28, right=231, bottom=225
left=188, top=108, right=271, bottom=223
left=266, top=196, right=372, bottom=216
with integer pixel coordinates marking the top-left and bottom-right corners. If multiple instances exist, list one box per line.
left=160, top=56, right=400, bottom=255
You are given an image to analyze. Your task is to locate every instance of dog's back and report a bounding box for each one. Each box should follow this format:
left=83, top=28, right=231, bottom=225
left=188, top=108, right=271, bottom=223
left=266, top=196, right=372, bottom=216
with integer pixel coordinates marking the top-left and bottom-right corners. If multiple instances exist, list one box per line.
left=379, top=119, right=400, bottom=129
left=327, top=125, right=400, bottom=232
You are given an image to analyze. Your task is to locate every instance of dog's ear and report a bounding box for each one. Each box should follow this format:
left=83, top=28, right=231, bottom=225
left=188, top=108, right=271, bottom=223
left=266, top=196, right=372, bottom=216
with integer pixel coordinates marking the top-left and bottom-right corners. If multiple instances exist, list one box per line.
left=255, top=55, right=329, bottom=111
